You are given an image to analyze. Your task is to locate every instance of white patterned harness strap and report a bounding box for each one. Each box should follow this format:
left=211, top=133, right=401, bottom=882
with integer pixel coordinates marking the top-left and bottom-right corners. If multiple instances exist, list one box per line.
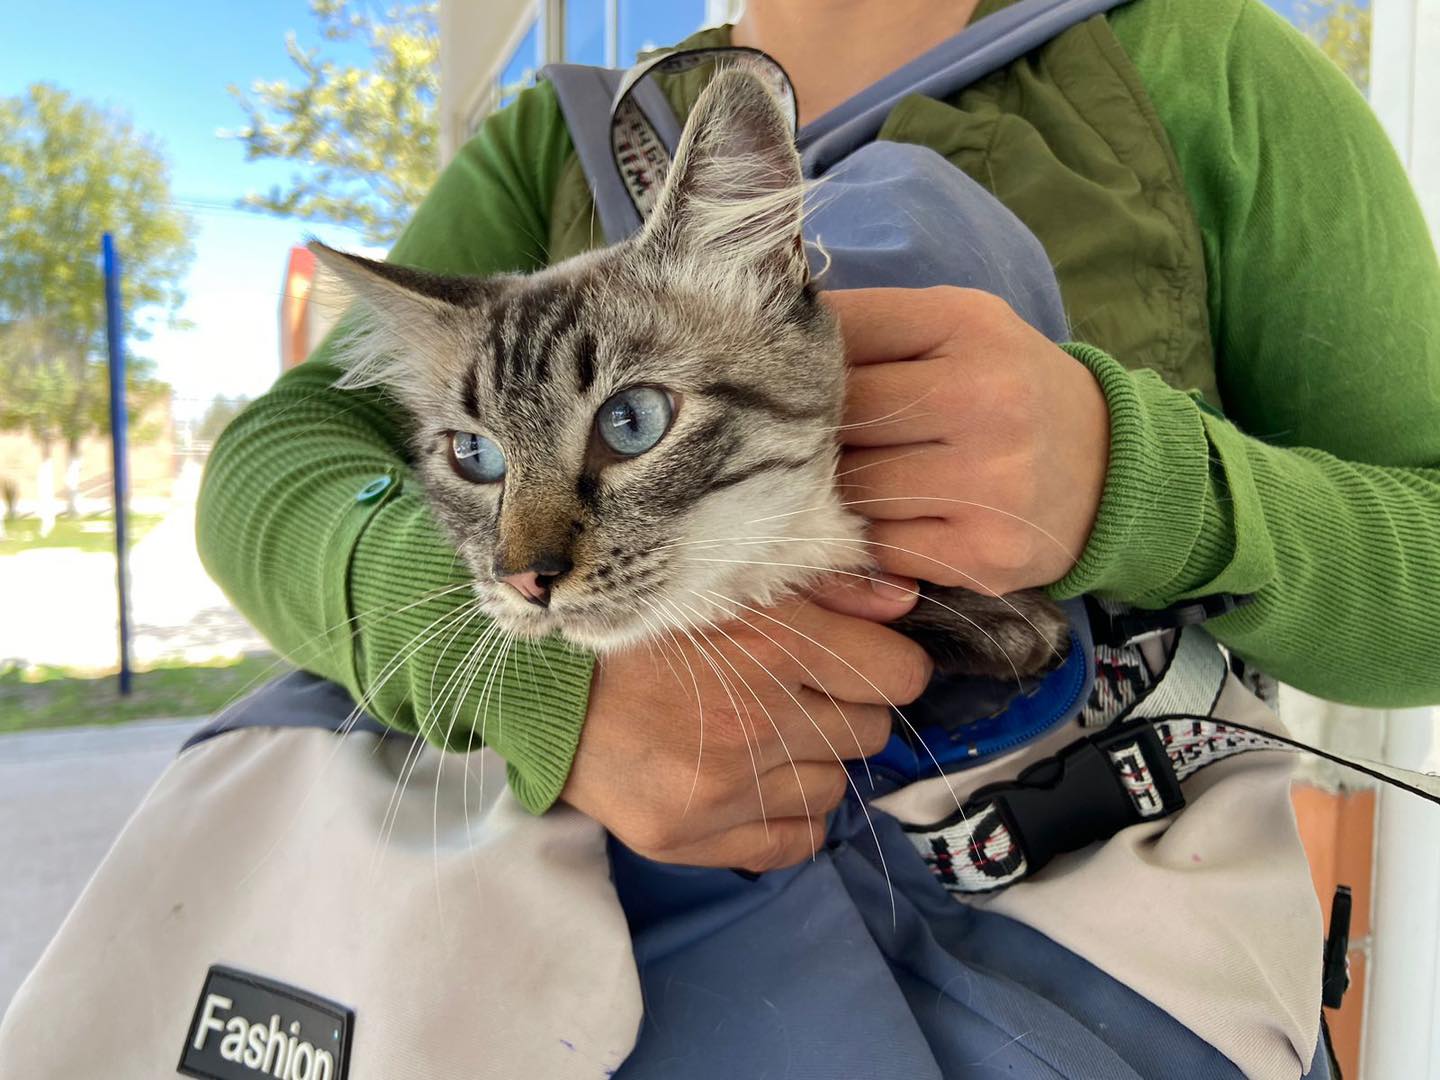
left=906, top=628, right=1440, bottom=895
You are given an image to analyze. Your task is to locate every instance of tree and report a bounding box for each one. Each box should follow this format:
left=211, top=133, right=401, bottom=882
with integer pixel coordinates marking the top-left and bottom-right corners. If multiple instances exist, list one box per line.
left=0, top=84, right=192, bottom=528
left=1298, top=0, right=1371, bottom=94
left=196, top=394, right=252, bottom=445
left=225, top=0, right=440, bottom=246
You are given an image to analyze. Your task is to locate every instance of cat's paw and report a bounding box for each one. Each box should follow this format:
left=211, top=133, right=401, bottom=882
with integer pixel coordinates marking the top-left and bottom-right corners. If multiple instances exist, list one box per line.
left=893, top=585, right=1070, bottom=681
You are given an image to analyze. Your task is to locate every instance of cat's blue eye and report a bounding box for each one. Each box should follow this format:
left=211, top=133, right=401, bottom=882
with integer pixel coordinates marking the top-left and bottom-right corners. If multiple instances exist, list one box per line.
left=450, top=431, right=506, bottom=483
left=597, top=387, right=673, bottom=457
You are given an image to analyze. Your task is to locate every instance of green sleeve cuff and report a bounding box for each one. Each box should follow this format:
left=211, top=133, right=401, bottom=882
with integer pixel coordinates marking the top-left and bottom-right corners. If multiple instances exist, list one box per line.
left=345, top=485, right=595, bottom=814
left=1048, top=343, right=1233, bottom=607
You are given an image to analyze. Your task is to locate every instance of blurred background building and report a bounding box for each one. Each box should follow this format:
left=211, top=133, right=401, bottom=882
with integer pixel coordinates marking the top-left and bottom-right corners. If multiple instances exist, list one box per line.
left=438, top=0, right=742, bottom=163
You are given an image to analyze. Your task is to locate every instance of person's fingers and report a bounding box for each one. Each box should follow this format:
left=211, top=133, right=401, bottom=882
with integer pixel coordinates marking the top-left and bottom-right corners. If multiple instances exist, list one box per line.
left=751, top=761, right=851, bottom=821
left=808, top=571, right=919, bottom=620
left=836, top=445, right=959, bottom=521
left=713, top=682, right=890, bottom=774
left=840, top=360, right=953, bottom=446
left=860, top=519, right=1012, bottom=594
left=754, top=604, right=934, bottom=705
left=761, top=690, right=893, bottom=765
left=660, top=816, right=830, bottom=873
left=822, top=287, right=961, bottom=365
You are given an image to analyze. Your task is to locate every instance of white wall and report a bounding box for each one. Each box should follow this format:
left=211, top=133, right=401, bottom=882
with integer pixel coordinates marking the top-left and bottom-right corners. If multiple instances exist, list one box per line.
left=438, top=0, right=538, bottom=162
left=1371, top=0, right=1440, bottom=245
left=1362, top=6, right=1440, bottom=1073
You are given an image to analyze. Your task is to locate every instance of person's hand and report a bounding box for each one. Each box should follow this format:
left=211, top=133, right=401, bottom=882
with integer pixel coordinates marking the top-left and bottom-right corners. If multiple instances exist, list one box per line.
left=562, top=594, right=931, bottom=872
left=824, top=286, right=1110, bottom=595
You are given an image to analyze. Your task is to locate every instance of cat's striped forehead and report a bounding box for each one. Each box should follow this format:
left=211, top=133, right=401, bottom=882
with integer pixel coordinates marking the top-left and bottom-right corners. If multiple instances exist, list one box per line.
left=462, top=277, right=594, bottom=417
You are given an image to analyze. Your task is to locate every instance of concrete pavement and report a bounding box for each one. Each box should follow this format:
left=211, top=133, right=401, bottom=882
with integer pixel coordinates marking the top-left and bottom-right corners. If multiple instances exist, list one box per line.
left=0, top=718, right=201, bottom=1014
left=0, top=459, right=267, bottom=673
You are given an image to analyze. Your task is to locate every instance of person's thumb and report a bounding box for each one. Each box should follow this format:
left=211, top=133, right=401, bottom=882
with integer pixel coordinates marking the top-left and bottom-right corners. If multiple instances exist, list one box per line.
left=809, top=571, right=920, bottom=622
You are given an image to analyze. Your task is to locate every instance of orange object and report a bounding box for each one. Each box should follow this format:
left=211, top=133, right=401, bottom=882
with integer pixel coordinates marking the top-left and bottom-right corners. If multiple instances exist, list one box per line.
left=1293, top=784, right=1374, bottom=1079
left=280, top=245, right=317, bottom=370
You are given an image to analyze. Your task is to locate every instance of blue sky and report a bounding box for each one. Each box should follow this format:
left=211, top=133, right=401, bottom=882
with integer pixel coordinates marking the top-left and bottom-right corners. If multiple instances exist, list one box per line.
left=1, top=0, right=374, bottom=421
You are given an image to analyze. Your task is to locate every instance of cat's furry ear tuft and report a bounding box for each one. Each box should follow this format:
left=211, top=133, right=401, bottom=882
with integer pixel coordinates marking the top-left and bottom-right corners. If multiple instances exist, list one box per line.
left=307, top=241, right=482, bottom=390
left=641, top=68, right=809, bottom=296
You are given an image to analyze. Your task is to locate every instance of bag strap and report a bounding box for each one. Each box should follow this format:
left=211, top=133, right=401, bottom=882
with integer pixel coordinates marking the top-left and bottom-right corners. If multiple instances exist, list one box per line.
left=182, top=669, right=389, bottom=752
left=544, top=0, right=1135, bottom=244
left=796, top=0, right=1134, bottom=175
left=905, top=628, right=1440, bottom=895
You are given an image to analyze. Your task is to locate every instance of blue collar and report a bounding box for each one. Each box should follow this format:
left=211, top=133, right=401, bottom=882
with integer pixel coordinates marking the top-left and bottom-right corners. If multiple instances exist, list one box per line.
left=867, top=597, right=1095, bottom=785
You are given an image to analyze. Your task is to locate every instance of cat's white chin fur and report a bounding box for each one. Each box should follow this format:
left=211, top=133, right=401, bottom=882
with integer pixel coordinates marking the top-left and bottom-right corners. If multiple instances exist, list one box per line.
left=579, top=490, right=871, bottom=652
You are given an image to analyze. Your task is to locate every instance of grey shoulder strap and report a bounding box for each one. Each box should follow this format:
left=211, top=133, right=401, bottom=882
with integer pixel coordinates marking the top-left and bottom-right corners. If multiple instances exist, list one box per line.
left=542, top=0, right=1134, bottom=244
left=542, top=62, right=683, bottom=244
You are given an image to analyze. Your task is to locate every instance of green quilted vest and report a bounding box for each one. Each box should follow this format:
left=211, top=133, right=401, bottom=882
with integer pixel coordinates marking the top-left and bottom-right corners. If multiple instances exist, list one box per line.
left=545, top=4, right=1218, bottom=402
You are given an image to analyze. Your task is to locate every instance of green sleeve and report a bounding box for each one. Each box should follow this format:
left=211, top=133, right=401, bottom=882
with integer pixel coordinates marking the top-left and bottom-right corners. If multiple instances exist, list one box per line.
left=197, top=82, right=596, bottom=812
left=1051, top=0, right=1440, bottom=706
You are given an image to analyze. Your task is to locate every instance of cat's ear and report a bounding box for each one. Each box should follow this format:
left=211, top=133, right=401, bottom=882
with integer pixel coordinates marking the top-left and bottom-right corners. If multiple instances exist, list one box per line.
left=308, top=241, right=485, bottom=389
left=640, top=67, right=808, bottom=293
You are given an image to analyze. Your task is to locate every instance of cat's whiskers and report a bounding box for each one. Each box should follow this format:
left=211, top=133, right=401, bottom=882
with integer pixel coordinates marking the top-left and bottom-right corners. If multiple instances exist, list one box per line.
left=834, top=447, right=932, bottom=480
left=748, top=495, right=1078, bottom=564
left=677, top=590, right=898, bottom=917
left=236, top=591, right=482, bottom=889
left=823, top=385, right=941, bottom=433
left=695, top=586, right=966, bottom=815
left=678, top=553, right=1027, bottom=689
left=459, top=625, right=520, bottom=897
left=365, top=597, right=493, bottom=882
left=458, top=621, right=513, bottom=898
left=470, top=627, right=515, bottom=818
left=430, top=614, right=507, bottom=916
left=632, top=593, right=710, bottom=814
left=669, top=594, right=818, bottom=831
left=689, top=587, right=875, bottom=790
left=679, top=536, right=1061, bottom=671
left=198, top=579, right=482, bottom=741
left=655, top=595, right=773, bottom=835
left=135, top=580, right=488, bottom=888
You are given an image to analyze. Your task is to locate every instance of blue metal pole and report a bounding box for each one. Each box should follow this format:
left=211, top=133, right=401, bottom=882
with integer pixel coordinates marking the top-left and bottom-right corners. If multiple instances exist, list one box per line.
left=102, top=233, right=133, bottom=695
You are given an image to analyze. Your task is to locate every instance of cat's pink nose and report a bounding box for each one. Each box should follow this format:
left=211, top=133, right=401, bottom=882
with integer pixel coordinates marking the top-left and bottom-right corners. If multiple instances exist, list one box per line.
left=501, top=571, right=552, bottom=607
left=496, top=554, right=573, bottom=608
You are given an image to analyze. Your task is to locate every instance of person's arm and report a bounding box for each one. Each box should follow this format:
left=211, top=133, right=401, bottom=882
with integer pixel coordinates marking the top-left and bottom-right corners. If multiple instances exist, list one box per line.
left=1050, top=0, right=1440, bottom=705
left=197, top=83, right=595, bottom=812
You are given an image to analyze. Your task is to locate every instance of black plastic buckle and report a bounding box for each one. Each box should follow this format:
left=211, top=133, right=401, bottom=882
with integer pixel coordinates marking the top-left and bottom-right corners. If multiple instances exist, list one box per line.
left=1087, top=594, right=1256, bottom=649
left=968, top=723, right=1186, bottom=877
left=1322, top=885, right=1353, bottom=1009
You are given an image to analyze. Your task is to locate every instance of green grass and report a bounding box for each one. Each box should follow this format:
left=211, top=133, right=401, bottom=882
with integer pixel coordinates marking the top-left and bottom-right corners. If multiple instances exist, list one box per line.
left=0, top=512, right=163, bottom=556
left=0, top=654, right=290, bottom=732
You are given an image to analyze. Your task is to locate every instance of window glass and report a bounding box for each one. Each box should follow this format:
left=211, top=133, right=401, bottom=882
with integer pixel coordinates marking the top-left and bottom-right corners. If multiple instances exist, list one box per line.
left=566, top=0, right=608, bottom=66
left=618, top=0, right=707, bottom=66
left=498, top=18, right=540, bottom=108
left=1263, top=0, right=1371, bottom=94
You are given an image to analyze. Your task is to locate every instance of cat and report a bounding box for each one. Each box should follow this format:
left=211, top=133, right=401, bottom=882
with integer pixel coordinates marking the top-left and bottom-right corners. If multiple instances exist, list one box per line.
left=309, top=67, right=1069, bottom=686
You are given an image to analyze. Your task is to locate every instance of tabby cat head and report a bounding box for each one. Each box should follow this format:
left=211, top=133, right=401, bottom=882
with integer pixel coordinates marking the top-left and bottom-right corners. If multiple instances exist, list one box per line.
left=311, top=69, right=865, bottom=650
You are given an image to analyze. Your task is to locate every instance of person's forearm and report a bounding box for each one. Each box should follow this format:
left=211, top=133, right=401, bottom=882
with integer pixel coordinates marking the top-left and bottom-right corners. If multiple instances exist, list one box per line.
left=197, top=356, right=596, bottom=811
left=197, top=82, right=603, bottom=812
left=197, top=359, right=408, bottom=690
left=1051, top=346, right=1440, bottom=707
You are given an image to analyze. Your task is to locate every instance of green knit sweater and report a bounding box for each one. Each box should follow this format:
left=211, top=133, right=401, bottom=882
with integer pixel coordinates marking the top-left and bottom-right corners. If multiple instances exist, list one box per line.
left=197, top=0, right=1440, bottom=813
